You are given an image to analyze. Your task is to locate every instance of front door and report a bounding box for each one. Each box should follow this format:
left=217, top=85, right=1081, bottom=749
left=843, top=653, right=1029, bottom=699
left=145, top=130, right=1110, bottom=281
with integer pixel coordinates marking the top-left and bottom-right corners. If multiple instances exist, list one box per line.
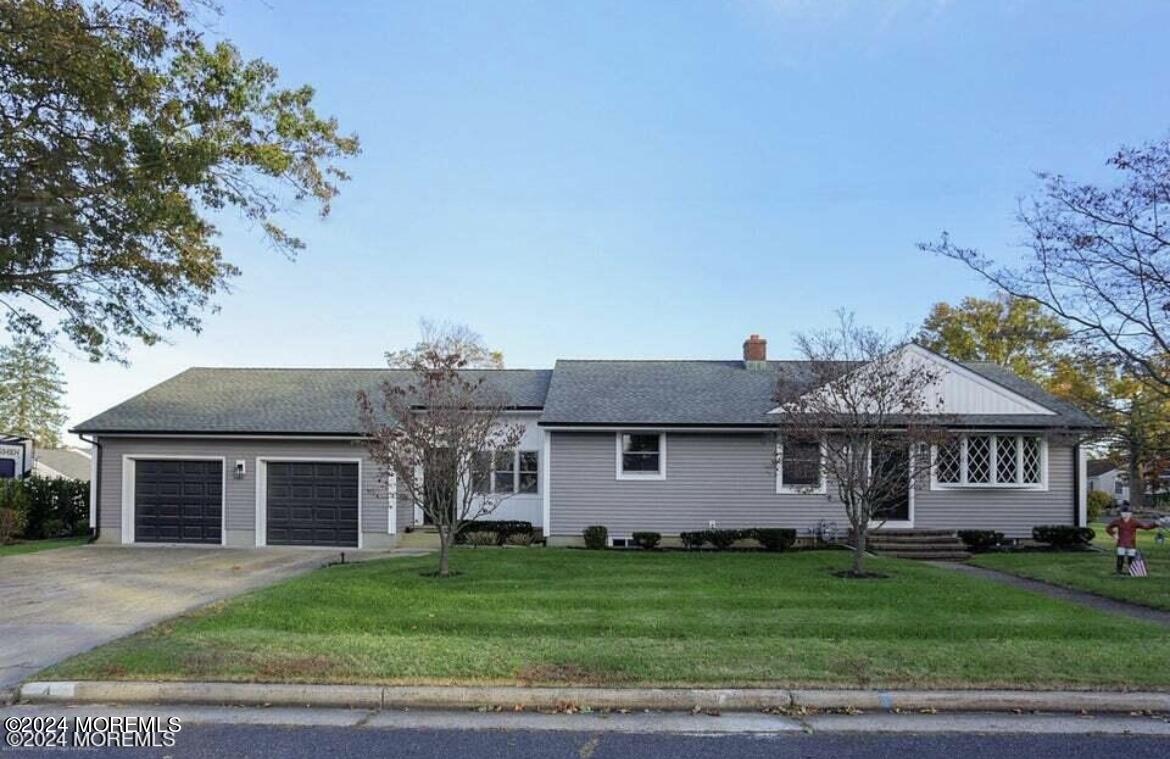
left=422, top=450, right=456, bottom=525
left=871, top=444, right=911, bottom=523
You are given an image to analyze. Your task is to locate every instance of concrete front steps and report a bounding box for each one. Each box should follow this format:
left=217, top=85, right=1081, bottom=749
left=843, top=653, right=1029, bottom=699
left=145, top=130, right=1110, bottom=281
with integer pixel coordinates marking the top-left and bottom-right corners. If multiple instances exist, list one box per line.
left=866, top=530, right=971, bottom=561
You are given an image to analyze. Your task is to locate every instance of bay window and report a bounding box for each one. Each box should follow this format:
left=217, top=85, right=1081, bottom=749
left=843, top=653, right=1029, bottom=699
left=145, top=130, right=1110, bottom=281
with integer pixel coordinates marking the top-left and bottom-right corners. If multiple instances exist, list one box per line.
left=933, top=434, right=1045, bottom=489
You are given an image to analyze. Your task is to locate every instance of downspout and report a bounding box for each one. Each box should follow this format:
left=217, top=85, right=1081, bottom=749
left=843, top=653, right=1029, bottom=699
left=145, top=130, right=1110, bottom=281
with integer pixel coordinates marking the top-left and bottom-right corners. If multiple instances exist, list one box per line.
left=78, top=434, right=101, bottom=543
left=1072, top=442, right=1082, bottom=528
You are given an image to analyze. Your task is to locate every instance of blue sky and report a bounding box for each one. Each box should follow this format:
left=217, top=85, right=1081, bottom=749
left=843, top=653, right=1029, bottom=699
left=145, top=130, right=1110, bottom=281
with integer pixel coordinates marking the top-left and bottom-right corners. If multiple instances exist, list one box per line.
left=61, top=0, right=1170, bottom=437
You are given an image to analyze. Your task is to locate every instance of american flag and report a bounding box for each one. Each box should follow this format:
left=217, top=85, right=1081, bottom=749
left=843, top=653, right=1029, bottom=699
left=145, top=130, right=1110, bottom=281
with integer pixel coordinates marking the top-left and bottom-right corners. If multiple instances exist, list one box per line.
left=1130, top=552, right=1149, bottom=578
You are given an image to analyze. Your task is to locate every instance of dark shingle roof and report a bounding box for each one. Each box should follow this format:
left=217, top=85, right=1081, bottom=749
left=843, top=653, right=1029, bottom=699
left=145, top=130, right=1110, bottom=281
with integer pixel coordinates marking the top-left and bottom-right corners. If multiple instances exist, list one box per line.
left=73, top=368, right=552, bottom=435
left=538, top=359, right=1104, bottom=429
left=74, top=356, right=1103, bottom=435
left=1087, top=459, right=1120, bottom=478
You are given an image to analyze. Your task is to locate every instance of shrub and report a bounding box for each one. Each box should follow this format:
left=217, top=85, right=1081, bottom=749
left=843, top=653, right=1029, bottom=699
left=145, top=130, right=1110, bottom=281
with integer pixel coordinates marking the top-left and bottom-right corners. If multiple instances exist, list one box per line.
left=631, top=531, right=661, bottom=550
left=680, top=531, right=706, bottom=550
left=583, top=525, right=608, bottom=549
left=704, top=528, right=743, bottom=550
left=0, top=508, right=26, bottom=545
left=464, top=530, right=499, bottom=547
left=0, top=480, right=29, bottom=543
left=751, top=528, right=797, bottom=552
left=505, top=530, right=536, bottom=546
left=456, top=520, right=533, bottom=546
left=1087, top=490, right=1113, bottom=522
left=957, top=530, right=1004, bottom=552
left=1032, top=525, right=1095, bottom=548
left=0, top=476, right=88, bottom=540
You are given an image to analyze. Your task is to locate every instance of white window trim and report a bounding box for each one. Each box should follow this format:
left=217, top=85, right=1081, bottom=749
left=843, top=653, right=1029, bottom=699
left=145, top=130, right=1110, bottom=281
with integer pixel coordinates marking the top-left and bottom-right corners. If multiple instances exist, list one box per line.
left=930, top=434, right=1048, bottom=491
left=776, top=437, right=827, bottom=495
left=615, top=432, right=667, bottom=481
left=255, top=456, right=364, bottom=550
left=517, top=449, right=540, bottom=495
left=121, top=455, right=228, bottom=546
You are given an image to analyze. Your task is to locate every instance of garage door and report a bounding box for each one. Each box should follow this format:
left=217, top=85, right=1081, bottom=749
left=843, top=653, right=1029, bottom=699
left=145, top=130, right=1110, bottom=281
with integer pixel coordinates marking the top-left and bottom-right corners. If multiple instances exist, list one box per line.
left=135, top=459, right=223, bottom=544
left=266, top=461, right=359, bottom=547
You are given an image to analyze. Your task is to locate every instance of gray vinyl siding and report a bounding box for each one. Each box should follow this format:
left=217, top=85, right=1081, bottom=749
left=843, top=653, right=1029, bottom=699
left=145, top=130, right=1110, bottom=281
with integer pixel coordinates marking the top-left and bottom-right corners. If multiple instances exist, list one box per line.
left=96, top=437, right=393, bottom=543
left=548, top=431, right=1075, bottom=539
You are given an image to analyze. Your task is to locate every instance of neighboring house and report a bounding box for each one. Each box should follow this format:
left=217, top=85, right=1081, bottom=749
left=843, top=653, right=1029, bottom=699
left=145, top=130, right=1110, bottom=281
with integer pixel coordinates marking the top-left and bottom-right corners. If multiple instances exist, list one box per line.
left=1086, top=459, right=1170, bottom=506
left=72, top=337, right=1103, bottom=549
left=1087, top=460, right=1125, bottom=503
left=0, top=434, right=33, bottom=479
left=33, top=447, right=93, bottom=481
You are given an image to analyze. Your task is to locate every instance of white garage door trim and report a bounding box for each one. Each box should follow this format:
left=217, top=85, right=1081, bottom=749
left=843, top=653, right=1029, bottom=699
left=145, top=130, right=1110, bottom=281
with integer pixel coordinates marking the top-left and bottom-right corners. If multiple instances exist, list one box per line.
left=255, top=457, right=364, bottom=549
left=121, top=455, right=227, bottom=546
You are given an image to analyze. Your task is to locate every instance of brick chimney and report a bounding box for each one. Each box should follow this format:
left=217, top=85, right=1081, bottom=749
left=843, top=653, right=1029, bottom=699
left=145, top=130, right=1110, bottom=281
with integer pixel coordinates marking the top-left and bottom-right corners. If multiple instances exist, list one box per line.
left=743, top=333, right=767, bottom=368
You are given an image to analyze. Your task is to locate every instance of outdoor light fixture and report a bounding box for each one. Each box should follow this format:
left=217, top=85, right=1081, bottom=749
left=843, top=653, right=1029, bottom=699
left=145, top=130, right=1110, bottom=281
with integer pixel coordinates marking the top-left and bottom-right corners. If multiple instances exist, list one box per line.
left=234, top=460, right=246, bottom=479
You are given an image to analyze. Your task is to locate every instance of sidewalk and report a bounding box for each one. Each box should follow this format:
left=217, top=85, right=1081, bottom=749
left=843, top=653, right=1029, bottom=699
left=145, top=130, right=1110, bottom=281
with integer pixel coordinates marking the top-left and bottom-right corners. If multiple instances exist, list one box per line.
left=933, top=562, right=1170, bottom=626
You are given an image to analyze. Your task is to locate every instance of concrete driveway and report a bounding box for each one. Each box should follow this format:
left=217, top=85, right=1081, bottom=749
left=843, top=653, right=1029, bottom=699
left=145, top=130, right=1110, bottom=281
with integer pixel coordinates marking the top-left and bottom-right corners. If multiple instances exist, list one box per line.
left=0, top=545, right=332, bottom=689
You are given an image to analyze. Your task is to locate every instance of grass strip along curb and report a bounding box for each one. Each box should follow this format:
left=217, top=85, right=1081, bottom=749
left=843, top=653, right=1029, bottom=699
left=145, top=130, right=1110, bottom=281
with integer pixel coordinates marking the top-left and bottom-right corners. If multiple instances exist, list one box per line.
left=19, top=681, right=1170, bottom=714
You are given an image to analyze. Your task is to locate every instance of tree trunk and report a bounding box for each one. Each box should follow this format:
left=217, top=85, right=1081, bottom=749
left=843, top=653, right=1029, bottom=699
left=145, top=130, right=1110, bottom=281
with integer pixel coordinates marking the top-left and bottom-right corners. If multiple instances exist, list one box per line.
left=1128, top=455, right=1145, bottom=511
left=438, top=525, right=451, bottom=578
left=852, top=525, right=867, bottom=576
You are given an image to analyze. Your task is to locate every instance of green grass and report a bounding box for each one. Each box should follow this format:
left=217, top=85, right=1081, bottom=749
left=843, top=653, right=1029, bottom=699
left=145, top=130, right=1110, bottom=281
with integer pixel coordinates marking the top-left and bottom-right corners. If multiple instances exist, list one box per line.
left=44, top=548, right=1170, bottom=689
left=972, top=522, right=1170, bottom=611
left=0, top=537, right=87, bottom=557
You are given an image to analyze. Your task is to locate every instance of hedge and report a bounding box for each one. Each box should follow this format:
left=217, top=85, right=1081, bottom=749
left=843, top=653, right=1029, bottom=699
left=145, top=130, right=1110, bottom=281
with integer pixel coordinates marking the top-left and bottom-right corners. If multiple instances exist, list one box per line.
left=1032, top=525, right=1095, bottom=548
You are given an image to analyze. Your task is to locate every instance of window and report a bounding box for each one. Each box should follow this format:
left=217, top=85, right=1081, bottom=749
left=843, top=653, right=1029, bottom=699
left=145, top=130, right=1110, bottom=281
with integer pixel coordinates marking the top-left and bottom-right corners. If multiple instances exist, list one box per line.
left=518, top=451, right=539, bottom=494
left=932, top=434, right=1045, bottom=489
left=935, top=438, right=961, bottom=484
left=493, top=450, right=516, bottom=493
left=617, top=433, right=665, bottom=479
left=471, top=451, right=492, bottom=494
left=472, top=450, right=531, bottom=495
left=777, top=437, right=824, bottom=493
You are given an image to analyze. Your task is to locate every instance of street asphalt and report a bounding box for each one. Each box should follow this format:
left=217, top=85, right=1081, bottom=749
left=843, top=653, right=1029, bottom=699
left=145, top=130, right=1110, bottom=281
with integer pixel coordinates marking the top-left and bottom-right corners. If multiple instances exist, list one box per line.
left=4, top=722, right=1170, bottom=758
left=3, top=705, right=1169, bottom=758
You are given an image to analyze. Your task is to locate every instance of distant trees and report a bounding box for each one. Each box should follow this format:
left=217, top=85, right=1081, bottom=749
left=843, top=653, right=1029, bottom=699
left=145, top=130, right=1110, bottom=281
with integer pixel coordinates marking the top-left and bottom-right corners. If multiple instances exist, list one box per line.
left=918, top=294, right=1069, bottom=383
left=0, top=336, right=67, bottom=446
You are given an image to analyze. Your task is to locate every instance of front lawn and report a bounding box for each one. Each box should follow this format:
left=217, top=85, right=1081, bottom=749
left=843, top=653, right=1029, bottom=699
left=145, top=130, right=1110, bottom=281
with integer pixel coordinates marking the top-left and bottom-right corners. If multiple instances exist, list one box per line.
left=0, top=537, right=88, bottom=557
left=44, top=548, right=1170, bottom=689
left=972, top=522, right=1170, bottom=611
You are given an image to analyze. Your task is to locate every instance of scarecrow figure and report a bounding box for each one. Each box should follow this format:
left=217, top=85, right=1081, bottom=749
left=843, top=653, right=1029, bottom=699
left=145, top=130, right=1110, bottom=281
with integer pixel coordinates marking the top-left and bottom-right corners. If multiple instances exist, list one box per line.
left=1106, top=507, right=1157, bottom=575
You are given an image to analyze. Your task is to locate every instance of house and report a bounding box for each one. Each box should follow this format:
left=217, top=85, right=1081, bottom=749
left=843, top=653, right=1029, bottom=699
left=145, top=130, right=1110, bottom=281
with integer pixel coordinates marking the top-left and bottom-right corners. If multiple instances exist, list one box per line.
left=1086, top=459, right=1170, bottom=506
left=33, top=447, right=93, bottom=482
left=0, top=435, right=33, bottom=479
left=1087, top=460, right=1124, bottom=503
left=72, top=337, right=1103, bottom=549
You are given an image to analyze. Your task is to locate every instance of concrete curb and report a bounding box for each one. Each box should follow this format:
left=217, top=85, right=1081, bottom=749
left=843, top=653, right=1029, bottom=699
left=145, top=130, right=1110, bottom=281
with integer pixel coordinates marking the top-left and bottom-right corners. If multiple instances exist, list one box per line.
left=16, top=681, right=1170, bottom=714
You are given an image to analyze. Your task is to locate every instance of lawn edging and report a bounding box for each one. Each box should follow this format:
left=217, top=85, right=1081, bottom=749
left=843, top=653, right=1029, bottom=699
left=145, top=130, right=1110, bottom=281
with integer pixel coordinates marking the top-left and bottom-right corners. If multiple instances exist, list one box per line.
left=19, top=681, right=1170, bottom=714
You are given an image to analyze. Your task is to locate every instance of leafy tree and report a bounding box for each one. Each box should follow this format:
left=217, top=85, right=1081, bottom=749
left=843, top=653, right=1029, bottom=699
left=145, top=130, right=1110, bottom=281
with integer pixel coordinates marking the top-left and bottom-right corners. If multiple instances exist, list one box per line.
left=917, top=294, right=1069, bottom=382
left=922, top=134, right=1170, bottom=394
left=1047, top=356, right=1170, bottom=510
left=0, top=335, right=67, bottom=446
left=1, top=0, right=360, bottom=362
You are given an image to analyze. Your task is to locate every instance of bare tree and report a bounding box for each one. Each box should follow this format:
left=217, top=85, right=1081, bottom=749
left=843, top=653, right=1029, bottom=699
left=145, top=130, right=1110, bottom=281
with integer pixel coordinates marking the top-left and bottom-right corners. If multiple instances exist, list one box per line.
left=922, top=135, right=1170, bottom=395
left=775, top=313, right=948, bottom=577
left=358, top=326, right=522, bottom=578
